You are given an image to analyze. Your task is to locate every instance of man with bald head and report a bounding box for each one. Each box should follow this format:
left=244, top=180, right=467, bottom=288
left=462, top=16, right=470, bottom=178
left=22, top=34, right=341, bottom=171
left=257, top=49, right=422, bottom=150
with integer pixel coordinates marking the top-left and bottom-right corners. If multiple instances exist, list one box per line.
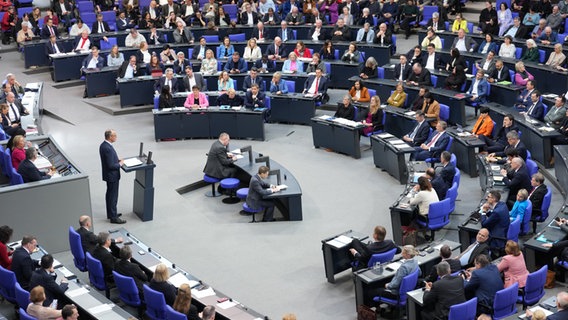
left=77, top=215, right=123, bottom=253
left=4, top=92, right=29, bottom=123
left=527, top=291, right=568, bottom=319
left=501, top=157, right=531, bottom=208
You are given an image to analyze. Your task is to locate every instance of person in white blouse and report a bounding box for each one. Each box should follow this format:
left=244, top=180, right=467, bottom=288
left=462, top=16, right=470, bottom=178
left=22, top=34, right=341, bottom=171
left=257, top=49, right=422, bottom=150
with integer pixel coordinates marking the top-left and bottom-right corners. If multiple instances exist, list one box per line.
left=243, top=38, right=262, bottom=61
left=69, top=18, right=90, bottom=37
left=107, top=45, right=125, bottom=67
left=498, top=35, right=516, bottom=59
left=338, top=6, right=353, bottom=25
left=200, top=49, right=218, bottom=75
left=410, top=176, right=440, bottom=236
left=546, top=43, right=566, bottom=69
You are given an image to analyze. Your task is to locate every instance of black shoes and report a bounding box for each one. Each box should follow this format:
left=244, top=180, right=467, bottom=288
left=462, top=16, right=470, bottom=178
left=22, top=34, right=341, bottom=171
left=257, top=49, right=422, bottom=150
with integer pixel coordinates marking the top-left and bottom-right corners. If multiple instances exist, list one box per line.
left=110, top=218, right=126, bottom=224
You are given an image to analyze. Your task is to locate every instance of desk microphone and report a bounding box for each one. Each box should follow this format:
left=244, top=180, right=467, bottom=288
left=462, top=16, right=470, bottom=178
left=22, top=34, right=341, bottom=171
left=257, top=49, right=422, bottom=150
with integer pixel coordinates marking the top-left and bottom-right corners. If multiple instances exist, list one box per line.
left=148, top=247, right=152, bottom=252
left=172, top=264, right=176, bottom=269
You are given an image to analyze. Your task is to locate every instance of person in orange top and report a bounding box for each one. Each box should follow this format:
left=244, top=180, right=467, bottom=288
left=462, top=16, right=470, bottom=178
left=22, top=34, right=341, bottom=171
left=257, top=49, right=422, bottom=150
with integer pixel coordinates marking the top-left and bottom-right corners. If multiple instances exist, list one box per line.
left=422, top=92, right=440, bottom=127
left=472, top=106, right=494, bottom=137
left=349, top=80, right=370, bottom=103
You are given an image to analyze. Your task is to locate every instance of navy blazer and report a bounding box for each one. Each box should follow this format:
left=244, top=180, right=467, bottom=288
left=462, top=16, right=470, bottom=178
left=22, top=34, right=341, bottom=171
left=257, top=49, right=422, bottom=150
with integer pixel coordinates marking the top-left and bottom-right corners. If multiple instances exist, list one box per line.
left=253, top=59, right=276, bottom=72
left=173, top=58, right=190, bottom=75
left=277, top=28, right=294, bottom=41
left=408, top=121, right=431, bottom=146
left=482, top=201, right=510, bottom=249
left=91, top=20, right=111, bottom=34
left=526, top=101, right=545, bottom=121
left=423, top=131, right=450, bottom=158
left=45, top=41, right=65, bottom=56
left=223, top=58, right=247, bottom=73
left=17, top=159, right=50, bottom=183
left=243, top=75, right=265, bottom=91
left=246, top=174, right=272, bottom=210
left=303, top=75, right=328, bottom=94
left=464, top=264, right=504, bottom=306
left=503, top=165, right=532, bottom=204
left=547, top=309, right=568, bottom=320
left=496, top=141, right=528, bottom=161
left=99, top=140, right=120, bottom=182
left=11, top=247, right=38, bottom=290
left=244, top=91, right=266, bottom=109
left=29, top=269, right=68, bottom=307
left=467, top=78, right=490, bottom=103
left=265, top=43, right=288, bottom=59
left=81, top=54, right=105, bottom=69
left=154, top=77, right=179, bottom=94
left=393, top=63, right=412, bottom=81
left=439, top=163, right=455, bottom=188
left=251, top=26, right=272, bottom=40
left=40, top=25, right=59, bottom=39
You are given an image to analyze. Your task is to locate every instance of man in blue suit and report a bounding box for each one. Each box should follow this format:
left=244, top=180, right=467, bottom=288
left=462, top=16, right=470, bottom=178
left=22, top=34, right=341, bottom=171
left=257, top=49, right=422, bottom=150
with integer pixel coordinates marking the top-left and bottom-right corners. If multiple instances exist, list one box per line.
left=403, top=111, right=430, bottom=146
left=99, top=129, right=126, bottom=224
left=244, top=84, right=265, bottom=109
left=303, top=68, right=328, bottom=99
left=481, top=190, right=510, bottom=252
left=466, top=69, right=489, bottom=105
left=412, top=121, right=450, bottom=161
left=243, top=67, right=264, bottom=91
left=246, top=166, right=281, bottom=222
left=515, top=80, right=536, bottom=110
left=29, top=254, right=68, bottom=307
left=224, top=52, right=247, bottom=74
left=520, top=90, right=545, bottom=122
left=464, top=254, right=504, bottom=315
left=81, top=47, right=105, bottom=70
left=500, top=157, right=532, bottom=209
left=277, top=21, right=294, bottom=42
left=438, top=151, right=455, bottom=188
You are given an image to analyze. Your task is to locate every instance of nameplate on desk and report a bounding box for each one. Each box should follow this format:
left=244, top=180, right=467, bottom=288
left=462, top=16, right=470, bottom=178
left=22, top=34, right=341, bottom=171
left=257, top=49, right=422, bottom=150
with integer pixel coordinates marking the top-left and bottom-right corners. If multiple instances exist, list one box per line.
left=493, top=176, right=504, bottom=182
left=123, top=157, right=143, bottom=167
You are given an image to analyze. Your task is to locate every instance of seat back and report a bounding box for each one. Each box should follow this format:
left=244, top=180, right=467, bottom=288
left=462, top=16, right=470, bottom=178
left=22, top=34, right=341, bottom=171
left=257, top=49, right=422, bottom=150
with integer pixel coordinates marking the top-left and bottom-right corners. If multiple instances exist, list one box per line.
left=447, top=182, right=458, bottom=213
left=368, top=248, right=397, bottom=267
left=334, top=49, right=339, bottom=60
left=101, top=10, right=116, bottom=23
left=522, top=265, right=547, bottom=307
left=448, top=297, right=477, bottom=320
left=427, top=198, right=451, bottom=230
left=353, top=106, right=359, bottom=121
left=450, top=153, right=457, bottom=167
left=515, top=48, right=522, bottom=59
left=4, top=148, right=13, bottom=177
left=228, top=33, right=246, bottom=42
left=377, top=66, right=384, bottom=79
left=10, top=167, right=23, bottom=185
left=430, top=74, right=438, bottom=87
left=0, top=265, right=17, bottom=303
left=14, top=282, right=30, bottom=310
left=507, top=216, right=521, bottom=242
left=69, top=226, right=87, bottom=271
left=222, top=4, right=238, bottom=20
left=538, top=50, right=545, bottom=63
left=526, top=159, right=538, bottom=177
left=368, top=89, right=376, bottom=98
left=78, top=1, right=95, bottom=13
left=493, top=282, right=518, bottom=319
left=397, top=268, right=420, bottom=306
left=18, top=7, right=34, bottom=18
left=439, top=104, right=449, bottom=121
left=202, top=35, right=218, bottom=42
left=100, top=37, right=117, bottom=51
left=509, top=70, right=515, bottom=84
left=420, top=6, right=437, bottom=24
left=144, top=284, right=167, bottom=320
left=453, top=167, right=460, bottom=186
left=166, top=305, right=188, bottom=320
left=112, top=271, right=141, bottom=306
left=521, top=199, right=533, bottom=235
left=324, top=62, right=331, bottom=74
left=86, top=252, right=108, bottom=292
left=467, top=22, right=474, bottom=33
left=19, top=308, right=37, bottom=320
left=285, top=80, right=295, bottom=93
left=539, top=188, right=552, bottom=221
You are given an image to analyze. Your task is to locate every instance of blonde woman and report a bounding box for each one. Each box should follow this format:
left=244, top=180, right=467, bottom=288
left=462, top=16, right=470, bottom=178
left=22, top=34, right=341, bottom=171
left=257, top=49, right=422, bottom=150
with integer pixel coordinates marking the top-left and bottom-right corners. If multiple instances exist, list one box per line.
left=217, top=71, right=234, bottom=92
left=173, top=283, right=200, bottom=320
left=200, top=49, right=218, bottom=75
left=362, top=95, right=384, bottom=135
left=150, top=263, right=177, bottom=306
left=387, top=82, right=407, bottom=107
left=243, top=38, right=262, bottom=61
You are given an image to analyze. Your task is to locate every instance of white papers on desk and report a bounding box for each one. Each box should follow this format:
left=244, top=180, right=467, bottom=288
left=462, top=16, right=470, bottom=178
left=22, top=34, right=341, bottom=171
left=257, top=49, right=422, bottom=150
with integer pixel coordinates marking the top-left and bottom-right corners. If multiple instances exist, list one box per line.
left=317, top=115, right=333, bottom=121
left=231, top=106, right=242, bottom=111
left=458, top=132, right=472, bottom=137
left=493, top=176, right=504, bottom=181
left=386, top=261, right=402, bottom=271
left=518, top=306, right=553, bottom=319
left=67, top=287, right=89, bottom=298
left=540, top=126, right=556, bottom=132
left=466, top=74, right=474, bottom=79
left=217, top=300, right=237, bottom=309
left=230, top=148, right=242, bottom=154
left=276, top=184, right=288, bottom=191
left=58, top=267, right=74, bottom=278
left=168, top=272, right=199, bottom=288
left=333, top=117, right=361, bottom=127
left=88, top=303, right=113, bottom=315
left=433, top=243, right=444, bottom=250
left=404, top=111, right=416, bottom=116
left=542, top=93, right=558, bottom=99
left=376, top=133, right=394, bottom=139
left=234, top=155, right=244, bottom=160
left=123, top=157, right=143, bottom=167
left=26, top=83, right=41, bottom=90
left=326, top=235, right=353, bottom=248
left=304, top=93, right=315, bottom=98
left=491, top=165, right=501, bottom=171
left=174, top=107, right=186, bottom=111
left=53, top=259, right=62, bottom=268
left=33, top=157, right=52, bottom=170
left=192, top=287, right=215, bottom=298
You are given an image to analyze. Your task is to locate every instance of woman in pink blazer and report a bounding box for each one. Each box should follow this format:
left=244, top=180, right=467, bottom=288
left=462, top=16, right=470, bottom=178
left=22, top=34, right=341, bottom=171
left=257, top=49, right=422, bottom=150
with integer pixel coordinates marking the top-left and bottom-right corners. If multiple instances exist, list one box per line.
left=184, top=86, right=209, bottom=109
left=497, top=240, right=529, bottom=288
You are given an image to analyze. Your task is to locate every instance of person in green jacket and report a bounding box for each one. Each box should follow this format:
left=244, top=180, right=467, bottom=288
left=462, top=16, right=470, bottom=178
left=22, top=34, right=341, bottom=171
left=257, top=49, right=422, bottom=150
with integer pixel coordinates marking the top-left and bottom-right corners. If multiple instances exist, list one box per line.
left=521, top=39, right=540, bottom=63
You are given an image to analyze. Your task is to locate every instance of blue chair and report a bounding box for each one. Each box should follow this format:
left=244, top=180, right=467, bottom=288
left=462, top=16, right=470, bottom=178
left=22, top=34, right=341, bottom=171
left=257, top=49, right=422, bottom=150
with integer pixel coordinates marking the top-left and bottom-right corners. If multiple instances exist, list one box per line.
left=81, top=12, right=97, bottom=26
left=153, top=96, right=159, bottom=110
left=222, top=4, right=238, bottom=20
left=0, top=128, right=6, bottom=141
left=448, top=297, right=477, bottom=320
left=112, top=271, right=142, bottom=307
left=203, top=174, right=221, bottom=197
left=217, top=60, right=223, bottom=71
left=496, top=0, right=510, bottom=12
left=440, top=37, right=445, bottom=48
left=447, top=182, right=458, bottom=213
left=78, top=1, right=95, bottom=13
left=166, top=305, right=188, bottom=320
left=0, top=265, right=17, bottom=304
left=419, top=6, right=438, bottom=27
left=236, top=188, right=248, bottom=201
left=367, top=248, right=397, bottom=267
left=507, top=216, right=521, bottom=242
left=526, top=149, right=531, bottom=159
left=439, top=104, right=449, bottom=122
left=228, top=33, right=246, bottom=42
left=243, top=202, right=263, bottom=223
left=264, top=96, right=271, bottom=110
left=187, top=48, right=193, bottom=60
left=202, top=35, right=218, bottom=42
left=377, top=67, right=385, bottom=79
left=353, top=106, right=359, bottom=121
left=334, top=49, right=339, bottom=60
left=373, top=268, right=419, bottom=317
left=17, top=7, right=34, bottom=18
left=14, top=282, right=29, bottom=310
left=453, top=167, right=460, bottom=186
left=533, top=188, right=552, bottom=228
left=515, top=48, right=522, bottom=59
left=69, top=226, right=87, bottom=272
left=491, top=283, right=518, bottom=319
left=101, top=10, right=115, bottom=23
left=285, top=80, right=295, bottom=93
left=391, top=35, right=397, bottom=54
left=10, top=168, right=23, bottom=185
left=430, top=74, right=438, bottom=87
left=417, top=198, right=451, bottom=240
left=292, top=30, right=297, bottom=40
left=324, top=62, right=331, bottom=75
left=220, top=177, right=240, bottom=204
left=520, top=199, right=533, bottom=236
left=100, top=37, right=117, bottom=51
left=538, top=50, right=546, bottom=63
left=450, top=154, right=457, bottom=167
left=19, top=308, right=36, bottom=320
left=359, top=51, right=365, bottom=63
left=216, top=46, right=222, bottom=59
left=509, top=70, right=515, bottom=84
left=86, top=252, right=110, bottom=298
left=526, top=159, right=538, bottom=177
left=518, top=265, right=547, bottom=309
left=425, top=137, right=453, bottom=165
left=368, top=89, right=376, bottom=98
left=467, top=22, right=474, bottom=33
left=144, top=284, right=167, bottom=320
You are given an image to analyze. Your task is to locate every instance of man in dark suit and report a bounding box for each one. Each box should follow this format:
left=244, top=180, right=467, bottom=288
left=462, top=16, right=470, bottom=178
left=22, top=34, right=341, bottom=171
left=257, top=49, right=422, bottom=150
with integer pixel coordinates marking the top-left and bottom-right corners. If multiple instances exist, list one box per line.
left=91, top=14, right=111, bottom=34
left=29, top=254, right=68, bottom=307
left=488, top=60, right=511, bottom=83
left=147, top=26, right=166, bottom=45
left=114, top=246, right=148, bottom=297
left=488, top=130, right=527, bottom=162
left=244, top=84, right=266, bottom=109
left=224, top=52, right=247, bottom=74
left=426, top=168, right=448, bottom=199
left=438, top=151, right=455, bottom=188
left=246, top=166, right=280, bottom=222
left=424, top=245, right=461, bottom=283
left=40, top=18, right=59, bottom=39
left=141, top=1, right=161, bottom=28
left=349, top=225, right=401, bottom=270
left=182, top=66, right=205, bottom=92
left=161, top=0, right=180, bottom=17
left=155, top=68, right=179, bottom=94
left=536, top=292, right=568, bottom=320
left=117, top=55, right=139, bottom=79
left=4, top=92, right=29, bottom=123
left=173, top=51, right=190, bottom=75
left=481, top=190, right=510, bottom=251
left=203, top=132, right=238, bottom=179
left=413, top=121, right=450, bottom=161
left=422, top=44, right=443, bottom=70
left=192, top=37, right=208, bottom=60
left=277, top=21, right=294, bottom=42
left=81, top=47, right=105, bottom=70
left=422, top=261, right=466, bottom=320
left=303, top=68, right=328, bottom=97
left=521, top=91, right=545, bottom=122
left=515, top=80, right=536, bottom=110
left=99, top=129, right=126, bottom=224
left=265, top=37, right=287, bottom=61
left=243, top=67, right=264, bottom=91
left=116, top=11, right=136, bottom=31
left=331, top=18, right=351, bottom=41
left=251, top=22, right=271, bottom=41
left=308, top=20, right=326, bottom=41
left=393, top=55, right=412, bottom=81
left=464, top=254, right=504, bottom=314
left=406, top=63, right=432, bottom=87
left=425, top=12, right=445, bottom=32
left=11, top=236, right=40, bottom=290
left=503, top=16, right=528, bottom=39
left=217, top=89, right=244, bottom=106
left=407, top=46, right=426, bottom=68
left=529, top=173, right=548, bottom=233
left=92, top=232, right=117, bottom=282
left=239, top=2, right=259, bottom=25
left=54, top=0, right=74, bottom=28
left=403, top=111, right=430, bottom=146
left=45, top=35, right=65, bottom=56
left=18, top=148, right=55, bottom=183
left=457, top=228, right=490, bottom=269
left=501, top=157, right=532, bottom=208
left=77, top=215, right=98, bottom=253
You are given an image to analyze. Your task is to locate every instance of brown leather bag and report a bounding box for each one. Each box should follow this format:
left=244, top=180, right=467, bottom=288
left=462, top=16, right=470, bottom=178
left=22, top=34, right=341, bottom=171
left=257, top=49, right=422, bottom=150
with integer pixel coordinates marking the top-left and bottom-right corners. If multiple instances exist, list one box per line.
left=357, top=305, right=376, bottom=320
left=545, top=270, right=556, bottom=289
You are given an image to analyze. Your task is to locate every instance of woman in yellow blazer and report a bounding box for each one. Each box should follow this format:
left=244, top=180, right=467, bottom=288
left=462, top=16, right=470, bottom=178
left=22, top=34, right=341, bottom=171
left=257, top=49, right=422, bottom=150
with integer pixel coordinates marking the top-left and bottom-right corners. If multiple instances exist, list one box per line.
left=451, top=13, right=469, bottom=32
left=422, top=92, right=440, bottom=127
left=387, top=82, right=407, bottom=107
left=349, top=80, right=371, bottom=103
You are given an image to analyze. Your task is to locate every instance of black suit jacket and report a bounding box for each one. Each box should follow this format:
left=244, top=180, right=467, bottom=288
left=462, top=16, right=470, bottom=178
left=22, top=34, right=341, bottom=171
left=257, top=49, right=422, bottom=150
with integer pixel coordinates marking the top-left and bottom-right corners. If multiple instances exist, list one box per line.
left=203, top=140, right=235, bottom=179
left=161, top=3, right=180, bottom=16
left=77, top=227, right=98, bottom=254
left=496, top=141, right=528, bottom=161
left=393, top=63, right=411, bottom=81
left=489, top=65, right=511, bottom=82
left=244, top=91, right=266, bottom=109
left=182, top=73, right=205, bottom=91
left=439, top=163, right=455, bottom=188
left=11, top=247, right=38, bottom=290
left=431, top=175, right=448, bottom=199
left=277, top=28, right=294, bottom=41
left=265, top=43, right=288, bottom=59
left=217, top=93, right=244, bottom=107
left=92, top=245, right=116, bottom=281
left=408, top=121, right=431, bottom=146
left=407, top=69, right=432, bottom=86
left=308, top=26, right=326, bottom=41
left=91, top=20, right=111, bottom=34
left=243, top=75, right=264, bottom=91
left=303, top=75, right=328, bottom=94
left=425, top=258, right=461, bottom=282
left=114, top=259, right=148, bottom=290
left=17, top=159, right=50, bottom=183
left=503, top=165, right=532, bottom=204
left=29, top=269, right=68, bottom=307
left=99, top=140, right=120, bottom=182
left=40, top=25, right=59, bottom=39
left=239, top=11, right=259, bottom=25
left=460, top=241, right=490, bottom=269
left=529, top=184, right=548, bottom=217
left=246, top=174, right=272, bottom=210
left=45, top=41, right=65, bottom=56
left=504, top=24, right=528, bottom=39
left=155, top=77, right=179, bottom=93
left=173, top=58, right=190, bottom=75
left=426, top=17, right=446, bottom=32
left=192, top=44, right=208, bottom=59
left=117, top=61, right=140, bottom=78
left=423, top=275, right=466, bottom=320
left=54, top=1, right=73, bottom=17
left=150, top=279, right=177, bottom=306
left=407, top=51, right=426, bottom=67
left=251, top=26, right=271, bottom=40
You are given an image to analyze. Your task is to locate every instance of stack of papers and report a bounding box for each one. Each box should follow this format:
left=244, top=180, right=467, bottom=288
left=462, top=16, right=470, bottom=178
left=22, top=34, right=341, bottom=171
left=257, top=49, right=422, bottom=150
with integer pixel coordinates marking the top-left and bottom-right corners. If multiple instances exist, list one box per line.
left=25, top=83, right=41, bottom=90
left=88, top=304, right=113, bottom=315
left=123, top=158, right=143, bottom=167
left=230, top=149, right=242, bottom=154
left=540, top=127, right=556, bottom=132
left=192, top=287, right=215, bottom=298
left=231, top=106, right=242, bottom=111
left=67, top=287, right=89, bottom=298
left=168, top=272, right=197, bottom=288
left=376, top=133, right=394, bottom=139
left=404, top=111, right=416, bottom=116
left=332, top=117, right=361, bottom=127
left=326, top=235, right=353, bottom=249
left=318, top=115, right=333, bottom=121
left=217, top=300, right=237, bottom=309
left=386, top=261, right=402, bottom=271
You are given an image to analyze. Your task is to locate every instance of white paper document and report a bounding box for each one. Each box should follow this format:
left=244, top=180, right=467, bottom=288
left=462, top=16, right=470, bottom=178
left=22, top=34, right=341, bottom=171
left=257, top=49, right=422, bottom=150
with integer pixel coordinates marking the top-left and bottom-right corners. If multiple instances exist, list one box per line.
left=88, top=304, right=113, bottom=314
left=123, top=157, right=143, bottom=167
left=217, top=300, right=237, bottom=309
left=168, top=272, right=199, bottom=288
left=58, top=267, right=74, bottom=278
left=67, top=287, right=89, bottom=298
left=192, top=287, right=215, bottom=298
